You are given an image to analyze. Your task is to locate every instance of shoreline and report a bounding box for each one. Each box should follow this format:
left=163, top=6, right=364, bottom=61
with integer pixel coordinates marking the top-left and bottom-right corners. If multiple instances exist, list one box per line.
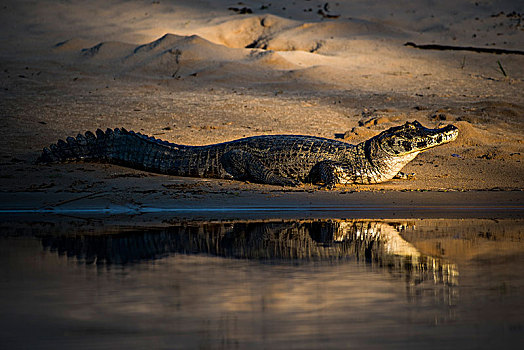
left=2, top=188, right=522, bottom=220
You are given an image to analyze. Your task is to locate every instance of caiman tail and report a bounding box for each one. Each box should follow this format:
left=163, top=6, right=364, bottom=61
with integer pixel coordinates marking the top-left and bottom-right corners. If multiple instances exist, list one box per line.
left=37, top=128, right=194, bottom=175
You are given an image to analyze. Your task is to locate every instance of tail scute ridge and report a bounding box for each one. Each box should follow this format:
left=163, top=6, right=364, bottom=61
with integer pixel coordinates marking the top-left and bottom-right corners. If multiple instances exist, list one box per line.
left=85, top=131, right=96, bottom=142
left=95, top=129, right=105, bottom=139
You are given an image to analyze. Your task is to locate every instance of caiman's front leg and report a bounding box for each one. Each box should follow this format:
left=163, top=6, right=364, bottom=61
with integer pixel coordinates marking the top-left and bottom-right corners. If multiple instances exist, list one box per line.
left=221, top=150, right=300, bottom=187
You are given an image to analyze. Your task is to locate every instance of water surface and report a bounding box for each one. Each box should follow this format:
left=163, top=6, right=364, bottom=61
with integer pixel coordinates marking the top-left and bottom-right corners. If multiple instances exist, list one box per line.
left=1, top=218, right=523, bottom=349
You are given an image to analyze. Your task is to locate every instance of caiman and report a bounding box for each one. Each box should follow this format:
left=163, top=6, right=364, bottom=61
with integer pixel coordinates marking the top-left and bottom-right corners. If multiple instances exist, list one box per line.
left=37, top=121, right=458, bottom=188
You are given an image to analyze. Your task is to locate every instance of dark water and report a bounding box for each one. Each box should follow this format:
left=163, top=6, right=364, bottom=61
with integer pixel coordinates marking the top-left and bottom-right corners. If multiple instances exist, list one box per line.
left=1, top=218, right=523, bottom=349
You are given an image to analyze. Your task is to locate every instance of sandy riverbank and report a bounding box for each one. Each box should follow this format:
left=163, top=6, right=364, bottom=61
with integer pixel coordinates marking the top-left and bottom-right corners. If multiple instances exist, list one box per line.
left=1, top=0, right=523, bottom=213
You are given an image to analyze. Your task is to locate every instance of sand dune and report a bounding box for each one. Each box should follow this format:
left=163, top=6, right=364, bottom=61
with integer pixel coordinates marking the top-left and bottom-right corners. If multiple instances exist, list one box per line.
left=71, top=33, right=297, bottom=80
left=199, top=14, right=405, bottom=53
left=80, top=41, right=137, bottom=62
left=198, top=14, right=299, bottom=49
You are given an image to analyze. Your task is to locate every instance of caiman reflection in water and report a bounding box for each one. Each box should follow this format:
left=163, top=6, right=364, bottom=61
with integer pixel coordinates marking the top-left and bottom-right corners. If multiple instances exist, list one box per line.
left=41, top=219, right=458, bottom=285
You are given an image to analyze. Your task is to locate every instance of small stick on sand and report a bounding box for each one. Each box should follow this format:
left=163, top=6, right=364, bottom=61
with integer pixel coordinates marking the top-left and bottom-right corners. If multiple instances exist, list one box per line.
left=497, top=60, right=507, bottom=77
left=404, top=42, right=524, bottom=55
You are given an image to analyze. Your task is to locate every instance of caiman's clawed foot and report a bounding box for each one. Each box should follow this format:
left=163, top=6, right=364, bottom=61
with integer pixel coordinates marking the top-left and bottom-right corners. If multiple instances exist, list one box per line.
left=318, top=182, right=337, bottom=190
left=394, top=172, right=416, bottom=180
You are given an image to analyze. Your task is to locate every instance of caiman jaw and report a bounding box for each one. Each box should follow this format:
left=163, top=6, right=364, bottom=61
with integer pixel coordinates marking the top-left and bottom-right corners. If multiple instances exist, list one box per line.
left=418, top=124, right=459, bottom=151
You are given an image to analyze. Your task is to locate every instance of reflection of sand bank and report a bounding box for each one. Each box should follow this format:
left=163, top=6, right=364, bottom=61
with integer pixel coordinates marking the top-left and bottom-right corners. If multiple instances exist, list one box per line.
left=401, top=219, right=524, bottom=262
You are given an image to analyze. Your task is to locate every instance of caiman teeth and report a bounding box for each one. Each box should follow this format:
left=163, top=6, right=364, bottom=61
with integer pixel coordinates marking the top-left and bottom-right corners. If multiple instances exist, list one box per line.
left=444, top=126, right=459, bottom=142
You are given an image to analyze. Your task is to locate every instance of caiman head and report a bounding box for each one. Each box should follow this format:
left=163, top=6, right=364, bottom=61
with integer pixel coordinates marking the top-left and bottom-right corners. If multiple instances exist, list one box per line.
left=373, top=120, right=459, bottom=156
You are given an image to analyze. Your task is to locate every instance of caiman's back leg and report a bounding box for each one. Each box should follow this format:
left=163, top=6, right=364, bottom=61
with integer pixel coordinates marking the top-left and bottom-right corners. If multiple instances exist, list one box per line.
left=307, top=160, right=342, bottom=189
left=221, top=149, right=300, bottom=187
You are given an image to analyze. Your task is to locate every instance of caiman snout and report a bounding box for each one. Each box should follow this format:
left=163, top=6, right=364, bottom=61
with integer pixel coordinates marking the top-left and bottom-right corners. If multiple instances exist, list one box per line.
left=377, top=121, right=459, bottom=156
left=431, top=124, right=459, bottom=145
